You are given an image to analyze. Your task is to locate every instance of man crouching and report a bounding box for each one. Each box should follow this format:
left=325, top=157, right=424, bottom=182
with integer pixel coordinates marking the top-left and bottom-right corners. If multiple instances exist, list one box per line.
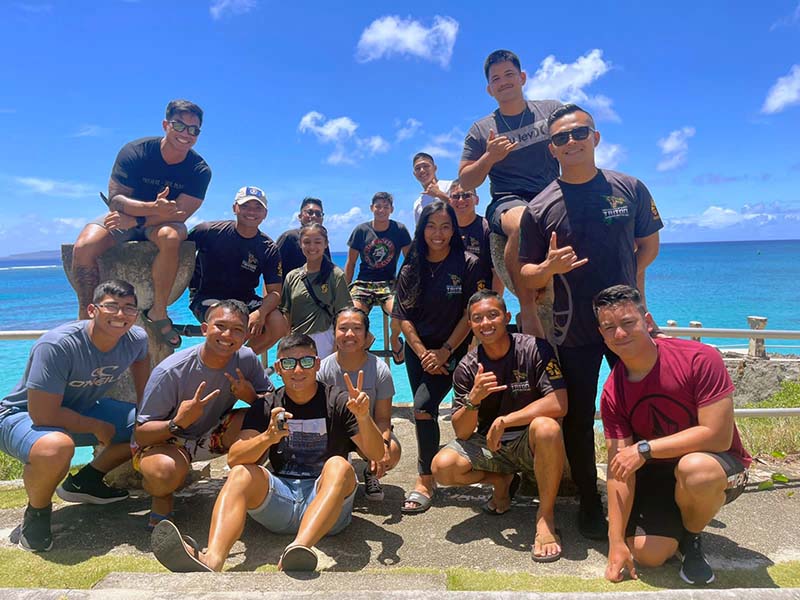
left=151, top=332, right=384, bottom=572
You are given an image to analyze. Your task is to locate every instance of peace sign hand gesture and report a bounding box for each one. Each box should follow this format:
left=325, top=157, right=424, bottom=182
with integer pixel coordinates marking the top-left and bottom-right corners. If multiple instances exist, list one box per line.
left=224, top=368, right=257, bottom=403
left=344, top=370, right=371, bottom=420
left=173, top=381, right=220, bottom=429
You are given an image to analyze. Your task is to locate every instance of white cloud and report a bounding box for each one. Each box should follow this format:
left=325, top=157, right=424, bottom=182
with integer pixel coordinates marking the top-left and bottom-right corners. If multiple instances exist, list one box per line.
left=323, top=206, right=366, bottom=232
left=396, top=118, right=422, bottom=141
left=15, top=176, right=95, bottom=197
left=524, top=49, right=619, bottom=122
left=663, top=203, right=800, bottom=237
left=419, top=128, right=464, bottom=160
left=595, top=143, right=624, bottom=170
left=761, top=64, right=800, bottom=114
left=356, top=15, right=459, bottom=68
left=359, top=135, right=390, bottom=154
left=656, top=126, right=695, bottom=171
left=72, top=124, right=110, bottom=138
left=770, top=3, right=800, bottom=30
left=53, top=217, right=86, bottom=228
left=298, top=111, right=390, bottom=165
left=209, top=0, right=256, bottom=20
left=298, top=111, right=358, bottom=142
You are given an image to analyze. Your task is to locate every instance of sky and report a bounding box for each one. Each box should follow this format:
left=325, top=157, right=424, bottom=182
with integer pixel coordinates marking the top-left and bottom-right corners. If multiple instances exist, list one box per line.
left=1, top=0, right=799, bottom=256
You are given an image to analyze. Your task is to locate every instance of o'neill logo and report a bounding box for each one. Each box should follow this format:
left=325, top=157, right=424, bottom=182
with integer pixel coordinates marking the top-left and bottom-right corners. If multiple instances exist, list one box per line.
left=68, top=365, right=120, bottom=388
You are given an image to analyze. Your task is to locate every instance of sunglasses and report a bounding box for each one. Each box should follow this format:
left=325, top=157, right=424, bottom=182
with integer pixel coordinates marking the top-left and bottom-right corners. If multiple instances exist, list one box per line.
left=169, top=120, right=201, bottom=137
left=94, top=302, right=140, bottom=317
left=450, top=192, right=474, bottom=200
left=550, top=126, right=594, bottom=147
left=278, top=356, right=317, bottom=370
left=302, top=209, right=324, bottom=218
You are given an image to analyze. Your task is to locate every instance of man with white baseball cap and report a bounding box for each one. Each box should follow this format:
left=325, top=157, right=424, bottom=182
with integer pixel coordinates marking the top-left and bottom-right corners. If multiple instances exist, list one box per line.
left=188, top=186, right=288, bottom=353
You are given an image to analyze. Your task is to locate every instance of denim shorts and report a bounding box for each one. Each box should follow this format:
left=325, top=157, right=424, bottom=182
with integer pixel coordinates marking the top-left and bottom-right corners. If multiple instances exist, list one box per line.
left=247, top=465, right=356, bottom=535
left=0, top=398, right=134, bottom=464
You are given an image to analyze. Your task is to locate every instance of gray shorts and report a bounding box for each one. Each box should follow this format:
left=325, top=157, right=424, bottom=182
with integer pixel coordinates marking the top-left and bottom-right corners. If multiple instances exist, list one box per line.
left=89, top=215, right=186, bottom=243
left=444, top=429, right=534, bottom=475
left=486, top=194, right=533, bottom=235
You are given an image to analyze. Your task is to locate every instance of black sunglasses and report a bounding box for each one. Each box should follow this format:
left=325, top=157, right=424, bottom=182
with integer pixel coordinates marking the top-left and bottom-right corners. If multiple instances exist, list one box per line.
left=450, top=192, right=474, bottom=200
left=169, top=119, right=201, bottom=137
left=278, top=356, right=317, bottom=370
left=550, top=126, right=594, bottom=147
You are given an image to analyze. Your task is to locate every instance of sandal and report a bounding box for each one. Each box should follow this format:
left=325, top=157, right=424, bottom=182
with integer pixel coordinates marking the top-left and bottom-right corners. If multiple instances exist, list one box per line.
left=145, top=510, right=175, bottom=532
left=151, top=520, right=212, bottom=572
left=482, top=473, right=521, bottom=516
left=391, top=336, right=405, bottom=365
left=532, top=528, right=563, bottom=563
left=402, top=490, right=433, bottom=514
left=279, top=543, right=318, bottom=572
left=143, top=309, right=182, bottom=348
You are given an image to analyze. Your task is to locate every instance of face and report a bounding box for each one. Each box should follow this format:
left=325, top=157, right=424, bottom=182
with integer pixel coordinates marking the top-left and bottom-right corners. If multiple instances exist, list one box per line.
left=162, top=111, right=201, bottom=154
left=597, top=301, right=656, bottom=359
left=548, top=111, right=600, bottom=168
left=370, top=199, right=393, bottom=222
left=201, top=307, right=247, bottom=357
left=298, top=202, right=324, bottom=226
left=300, top=231, right=327, bottom=261
left=233, top=199, right=267, bottom=227
left=413, top=158, right=437, bottom=186
left=423, top=210, right=454, bottom=255
left=448, top=185, right=478, bottom=217
left=335, top=312, right=368, bottom=353
left=468, top=298, right=510, bottom=345
left=486, top=61, right=527, bottom=104
left=88, top=294, right=138, bottom=339
left=276, top=346, right=320, bottom=393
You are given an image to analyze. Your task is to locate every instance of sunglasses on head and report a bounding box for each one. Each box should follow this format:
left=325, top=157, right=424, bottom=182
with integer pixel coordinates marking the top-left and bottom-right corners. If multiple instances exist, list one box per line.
left=450, top=192, right=474, bottom=200
left=550, top=126, right=594, bottom=147
left=278, top=356, right=317, bottom=370
left=169, top=119, right=201, bottom=137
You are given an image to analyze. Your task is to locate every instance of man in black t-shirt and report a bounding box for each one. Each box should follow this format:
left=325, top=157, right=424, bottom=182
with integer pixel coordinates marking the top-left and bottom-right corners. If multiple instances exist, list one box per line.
left=519, top=103, right=663, bottom=541
left=344, top=192, right=412, bottom=363
left=72, top=100, right=212, bottom=348
left=188, top=186, right=288, bottom=353
left=150, top=332, right=384, bottom=573
left=432, top=290, right=567, bottom=562
left=275, top=197, right=331, bottom=280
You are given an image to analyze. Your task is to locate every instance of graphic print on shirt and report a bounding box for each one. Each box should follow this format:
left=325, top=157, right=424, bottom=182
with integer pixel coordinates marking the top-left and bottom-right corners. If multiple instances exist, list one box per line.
left=68, top=365, right=121, bottom=388
left=241, top=252, right=259, bottom=273
left=630, top=394, right=697, bottom=439
left=363, top=237, right=395, bottom=270
left=601, top=196, right=630, bottom=224
left=280, top=417, right=328, bottom=478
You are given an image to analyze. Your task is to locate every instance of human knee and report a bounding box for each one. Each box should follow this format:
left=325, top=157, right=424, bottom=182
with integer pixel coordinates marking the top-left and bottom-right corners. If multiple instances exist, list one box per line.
left=630, top=538, right=677, bottom=568
left=73, top=228, right=108, bottom=262
left=153, top=226, right=182, bottom=248
left=675, top=454, right=726, bottom=494
left=322, top=456, right=355, bottom=485
left=431, top=450, right=463, bottom=484
left=267, top=310, right=289, bottom=336
left=224, top=464, right=260, bottom=492
left=139, top=453, right=186, bottom=493
left=29, top=433, right=75, bottom=466
left=530, top=417, right=563, bottom=446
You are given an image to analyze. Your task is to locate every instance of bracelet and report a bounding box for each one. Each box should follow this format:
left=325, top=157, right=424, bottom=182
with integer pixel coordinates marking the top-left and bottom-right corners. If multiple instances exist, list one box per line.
left=442, top=342, right=453, bottom=355
left=464, top=401, right=480, bottom=412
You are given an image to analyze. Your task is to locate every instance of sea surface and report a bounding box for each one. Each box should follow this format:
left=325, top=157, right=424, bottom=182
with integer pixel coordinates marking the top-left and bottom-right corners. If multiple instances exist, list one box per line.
left=1, top=240, right=799, bottom=465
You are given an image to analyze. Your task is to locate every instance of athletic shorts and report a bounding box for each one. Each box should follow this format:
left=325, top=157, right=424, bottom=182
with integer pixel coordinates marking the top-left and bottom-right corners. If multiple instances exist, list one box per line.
left=247, top=465, right=356, bottom=535
left=190, top=296, right=262, bottom=323
left=349, top=280, right=395, bottom=311
left=486, top=194, right=534, bottom=235
left=626, top=452, right=748, bottom=541
left=443, top=428, right=534, bottom=475
left=89, top=215, right=186, bottom=244
left=0, top=399, right=134, bottom=464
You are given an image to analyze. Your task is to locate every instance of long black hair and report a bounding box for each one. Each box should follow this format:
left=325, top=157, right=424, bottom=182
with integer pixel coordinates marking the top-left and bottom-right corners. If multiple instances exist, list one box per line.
left=399, top=200, right=465, bottom=311
left=300, top=223, right=334, bottom=285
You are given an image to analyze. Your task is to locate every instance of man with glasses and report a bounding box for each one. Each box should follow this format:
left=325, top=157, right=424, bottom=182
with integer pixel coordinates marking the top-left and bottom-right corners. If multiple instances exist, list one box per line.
left=133, top=300, right=272, bottom=532
left=151, top=332, right=384, bottom=572
left=276, top=197, right=331, bottom=280
left=519, top=104, right=663, bottom=541
left=412, top=152, right=452, bottom=226
left=0, top=280, right=150, bottom=552
left=72, top=99, right=212, bottom=348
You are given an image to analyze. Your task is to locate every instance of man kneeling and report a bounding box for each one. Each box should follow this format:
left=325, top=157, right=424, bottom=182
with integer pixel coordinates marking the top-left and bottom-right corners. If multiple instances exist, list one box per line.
left=596, top=285, right=751, bottom=586
left=151, top=332, right=384, bottom=572
left=431, top=290, right=568, bottom=562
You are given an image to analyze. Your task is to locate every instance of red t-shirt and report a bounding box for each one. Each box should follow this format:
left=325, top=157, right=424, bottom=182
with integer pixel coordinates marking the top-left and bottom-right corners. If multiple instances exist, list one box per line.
left=600, top=337, right=751, bottom=468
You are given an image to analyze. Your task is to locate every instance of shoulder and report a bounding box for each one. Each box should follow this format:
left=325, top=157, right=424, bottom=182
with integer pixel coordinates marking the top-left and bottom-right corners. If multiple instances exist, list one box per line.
left=127, top=325, right=148, bottom=346
left=528, top=99, right=563, bottom=117
left=284, top=268, right=303, bottom=284
left=186, top=149, right=211, bottom=172
left=277, top=229, right=299, bottom=244
left=331, top=266, right=346, bottom=279
left=318, top=354, right=340, bottom=374
left=530, top=180, right=562, bottom=208
left=156, top=345, right=200, bottom=372
left=657, top=337, right=723, bottom=368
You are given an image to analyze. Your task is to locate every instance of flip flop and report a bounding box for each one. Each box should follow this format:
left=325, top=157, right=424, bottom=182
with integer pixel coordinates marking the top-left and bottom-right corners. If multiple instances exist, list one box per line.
left=482, top=473, right=521, bottom=516
left=532, top=528, right=563, bottom=563
left=401, top=490, right=433, bottom=514
left=151, top=520, right=212, bottom=572
left=145, top=510, right=175, bottom=532
left=279, top=544, right=318, bottom=572
left=391, top=336, right=405, bottom=365
left=143, top=309, right=182, bottom=348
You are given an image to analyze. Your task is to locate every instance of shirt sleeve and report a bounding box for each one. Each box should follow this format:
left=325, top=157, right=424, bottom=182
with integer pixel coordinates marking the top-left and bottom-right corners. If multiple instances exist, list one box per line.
left=331, top=269, right=353, bottom=314
left=398, top=223, right=412, bottom=248
left=182, top=162, right=212, bottom=200
left=451, top=355, right=475, bottom=409
left=187, top=221, right=209, bottom=245
left=463, top=254, right=485, bottom=299
left=375, top=360, right=395, bottom=399
left=137, top=367, right=178, bottom=424
left=261, top=242, right=283, bottom=286
left=241, top=394, right=273, bottom=433
left=599, top=371, right=632, bottom=440
left=390, top=266, right=411, bottom=320
left=242, top=351, right=274, bottom=394
left=280, top=272, right=294, bottom=315
left=531, top=339, right=567, bottom=395
left=131, top=328, right=149, bottom=362
left=334, top=388, right=360, bottom=438
left=461, top=124, right=485, bottom=163
left=692, top=345, right=736, bottom=408
left=633, top=179, right=664, bottom=239
left=518, top=206, right=547, bottom=264
left=347, top=225, right=362, bottom=251
left=24, top=342, right=71, bottom=396
left=109, top=141, right=139, bottom=188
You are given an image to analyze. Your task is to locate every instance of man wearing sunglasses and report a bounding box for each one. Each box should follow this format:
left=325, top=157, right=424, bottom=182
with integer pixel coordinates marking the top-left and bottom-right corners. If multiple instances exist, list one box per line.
left=0, top=280, right=150, bottom=552
left=276, top=197, right=331, bottom=280
left=150, top=332, right=384, bottom=573
left=72, top=99, right=212, bottom=349
left=519, top=103, right=663, bottom=541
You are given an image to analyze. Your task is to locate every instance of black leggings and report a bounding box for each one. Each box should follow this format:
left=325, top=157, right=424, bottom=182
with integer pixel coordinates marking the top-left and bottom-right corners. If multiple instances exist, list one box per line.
left=405, top=340, right=468, bottom=475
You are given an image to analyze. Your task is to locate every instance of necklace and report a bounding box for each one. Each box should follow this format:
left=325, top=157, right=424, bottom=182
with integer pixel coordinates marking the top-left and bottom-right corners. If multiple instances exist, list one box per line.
left=498, top=105, right=529, bottom=132
left=427, top=260, right=445, bottom=279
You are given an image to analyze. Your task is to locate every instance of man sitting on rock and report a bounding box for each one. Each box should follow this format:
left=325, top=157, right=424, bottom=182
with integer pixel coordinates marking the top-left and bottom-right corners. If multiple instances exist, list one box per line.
left=133, top=299, right=272, bottom=531
left=151, top=332, right=384, bottom=572
left=0, top=280, right=150, bottom=552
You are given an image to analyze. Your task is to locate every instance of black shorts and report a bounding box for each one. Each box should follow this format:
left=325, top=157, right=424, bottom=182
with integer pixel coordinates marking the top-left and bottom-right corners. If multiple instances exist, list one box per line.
left=486, top=194, right=534, bottom=235
left=626, top=452, right=748, bottom=541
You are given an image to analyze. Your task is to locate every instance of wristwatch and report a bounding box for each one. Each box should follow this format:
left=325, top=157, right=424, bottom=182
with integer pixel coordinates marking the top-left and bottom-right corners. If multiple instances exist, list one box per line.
left=168, top=419, right=183, bottom=435
left=637, top=440, right=652, bottom=461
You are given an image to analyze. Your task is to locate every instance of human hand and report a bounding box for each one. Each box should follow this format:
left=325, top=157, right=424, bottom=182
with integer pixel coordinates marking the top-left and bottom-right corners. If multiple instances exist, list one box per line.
left=608, top=444, right=646, bottom=481
left=424, top=179, right=447, bottom=200
left=344, top=371, right=371, bottom=419
left=224, top=368, right=257, bottom=403
left=486, top=129, right=518, bottom=163
left=248, top=310, right=266, bottom=337
left=469, top=363, right=508, bottom=406
left=173, top=381, right=220, bottom=428
left=605, top=542, right=637, bottom=582
left=93, top=420, right=116, bottom=447
left=371, top=445, right=391, bottom=478
left=545, top=232, right=588, bottom=275
left=152, top=186, right=179, bottom=218
left=266, top=406, right=292, bottom=442
left=103, top=211, right=137, bottom=231
left=486, top=416, right=507, bottom=452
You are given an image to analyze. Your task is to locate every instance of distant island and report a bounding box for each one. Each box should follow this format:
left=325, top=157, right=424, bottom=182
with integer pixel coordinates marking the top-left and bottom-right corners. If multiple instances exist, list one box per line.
left=0, top=250, right=61, bottom=261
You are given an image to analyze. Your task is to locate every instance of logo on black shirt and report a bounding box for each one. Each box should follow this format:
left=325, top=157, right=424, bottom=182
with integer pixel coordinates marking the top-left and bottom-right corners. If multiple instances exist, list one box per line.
left=242, top=252, right=258, bottom=273
left=364, top=238, right=394, bottom=269
left=601, top=195, right=629, bottom=224
left=510, top=369, right=531, bottom=394
left=545, top=359, right=563, bottom=380
left=446, top=274, right=462, bottom=296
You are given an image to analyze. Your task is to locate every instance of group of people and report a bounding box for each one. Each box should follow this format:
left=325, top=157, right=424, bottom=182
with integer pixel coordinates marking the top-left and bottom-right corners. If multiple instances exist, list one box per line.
left=0, top=49, right=752, bottom=586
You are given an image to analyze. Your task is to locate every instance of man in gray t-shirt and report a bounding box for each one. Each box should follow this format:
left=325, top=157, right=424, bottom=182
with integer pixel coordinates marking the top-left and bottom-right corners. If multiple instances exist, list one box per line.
left=133, top=300, right=272, bottom=531
left=0, top=280, right=150, bottom=552
left=459, top=49, right=562, bottom=337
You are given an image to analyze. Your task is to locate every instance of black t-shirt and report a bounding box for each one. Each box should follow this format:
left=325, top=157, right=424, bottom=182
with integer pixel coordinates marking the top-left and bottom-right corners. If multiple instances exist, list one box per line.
left=188, top=220, right=282, bottom=302
left=519, top=169, right=663, bottom=347
left=392, top=251, right=486, bottom=347
left=110, top=137, right=211, bottom=201
left=458, top=216, right=493, bottom=284
left=453, top=333, right=566, bottom=437
left=347, top=220, right=411, bottom=282
left=241, top=383, right=359, bottom=479
left=275, top=228, right=332, bottom=282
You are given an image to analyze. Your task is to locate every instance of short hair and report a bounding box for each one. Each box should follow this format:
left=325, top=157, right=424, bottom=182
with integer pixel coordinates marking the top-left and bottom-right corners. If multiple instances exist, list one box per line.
left=484, top=49, right=522, bottom=80
left=204, top=299, right=250, bottom=325
left=467, top=289, right=507, bottom=315
left=592, top=285, right=646, bottom=319
left=165, top=99, right=203, bottom=126
left=93, top=279, right=137, bottom=304
left=334, top=306, right=370, bottom=333
left=371, top=191, right=393, bottom=206
left=277, top=332, right=317, bottom=355
left=412, top=152, right=435, bottom=166
left=448, top=179, right=476, bottom=194
left=547, top=103, right=595, bottom=131
left=300, top=197, right=324, bottom=212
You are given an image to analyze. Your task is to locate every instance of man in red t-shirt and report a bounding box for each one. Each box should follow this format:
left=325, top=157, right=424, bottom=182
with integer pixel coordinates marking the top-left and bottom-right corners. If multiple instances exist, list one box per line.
left=595, top=285, right=750, bottom=587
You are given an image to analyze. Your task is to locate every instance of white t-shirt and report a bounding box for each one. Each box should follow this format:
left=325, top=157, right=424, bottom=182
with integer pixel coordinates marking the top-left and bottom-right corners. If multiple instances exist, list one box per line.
left=413, top=179, right=453, bottom=225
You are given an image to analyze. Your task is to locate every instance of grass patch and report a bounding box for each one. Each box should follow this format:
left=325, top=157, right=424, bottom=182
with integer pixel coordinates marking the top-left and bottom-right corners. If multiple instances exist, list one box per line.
left=0, top=452, right=24, bottom=481
left=737, top=380, right=800, bottom=456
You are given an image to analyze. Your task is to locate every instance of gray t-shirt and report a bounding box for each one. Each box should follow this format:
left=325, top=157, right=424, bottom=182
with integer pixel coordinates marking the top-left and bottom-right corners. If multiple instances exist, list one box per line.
left=137, top=345, right=273, bottom=440
left=461, top=99, right=562, bottom=200
left=1, top=321, right=148, bottom=414
left=317, top=353, right=394, bottom=419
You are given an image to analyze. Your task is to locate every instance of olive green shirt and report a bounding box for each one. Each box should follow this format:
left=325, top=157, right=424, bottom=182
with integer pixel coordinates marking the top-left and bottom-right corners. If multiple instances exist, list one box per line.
left=280, top=265, right=352, bottom=335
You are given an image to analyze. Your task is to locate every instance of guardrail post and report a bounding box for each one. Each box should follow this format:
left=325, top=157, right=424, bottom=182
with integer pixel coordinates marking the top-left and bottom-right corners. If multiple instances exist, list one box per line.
left=689, top=321, right=702, bottom=342
left=666, top=320, right=677, bottom=327
left=747, top=315, right=768, bottom=359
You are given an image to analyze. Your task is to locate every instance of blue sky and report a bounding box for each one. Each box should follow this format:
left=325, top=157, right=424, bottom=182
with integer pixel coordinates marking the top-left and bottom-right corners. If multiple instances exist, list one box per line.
left=1, top=0, right=799, bottom=256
